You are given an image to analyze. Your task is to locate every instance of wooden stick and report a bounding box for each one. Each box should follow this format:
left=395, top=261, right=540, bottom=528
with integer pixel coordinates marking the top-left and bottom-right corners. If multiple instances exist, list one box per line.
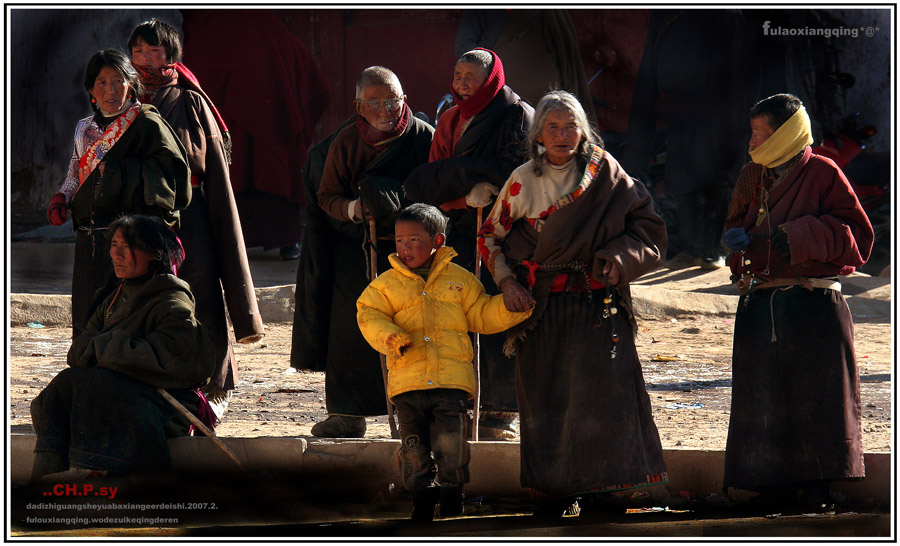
left=368, top=216, right=400, bottom=440
left=472, top=207, right=483, bottom=441
left=156, top=388, right=246, bottom=472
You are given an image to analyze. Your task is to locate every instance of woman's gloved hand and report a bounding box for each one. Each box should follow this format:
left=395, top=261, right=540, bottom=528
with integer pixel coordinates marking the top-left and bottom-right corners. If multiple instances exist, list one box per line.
left=465, top=182, right=499, bottom=208
left=46, top=192, right=68, bottom=226
left=723, top=227, right=750, bottom=253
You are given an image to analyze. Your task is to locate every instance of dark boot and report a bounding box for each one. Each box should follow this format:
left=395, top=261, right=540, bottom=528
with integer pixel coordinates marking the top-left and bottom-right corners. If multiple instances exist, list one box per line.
left=439, top=483, right=463, bottom=518
left=411, top=486, right=439, bottom=523
left=310, top=415, right=366, bottom=438
left=30, top=451, right=68, bottom=483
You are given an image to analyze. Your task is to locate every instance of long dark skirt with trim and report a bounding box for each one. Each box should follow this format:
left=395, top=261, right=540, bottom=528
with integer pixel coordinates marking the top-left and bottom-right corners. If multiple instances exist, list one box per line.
left=30, top=367, right=198, bottom=474
left=515, top=290, right=667, bottom=498
left=724, top=286, right=865, bottom=491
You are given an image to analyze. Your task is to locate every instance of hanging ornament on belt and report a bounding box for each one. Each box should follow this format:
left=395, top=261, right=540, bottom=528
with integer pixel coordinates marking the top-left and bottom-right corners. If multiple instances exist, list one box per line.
left=603, top=280, right=619, bottom=359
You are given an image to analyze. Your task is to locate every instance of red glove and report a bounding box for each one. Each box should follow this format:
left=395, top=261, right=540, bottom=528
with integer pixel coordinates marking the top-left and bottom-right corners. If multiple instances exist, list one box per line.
left=46, top=192, right=68, bottom=226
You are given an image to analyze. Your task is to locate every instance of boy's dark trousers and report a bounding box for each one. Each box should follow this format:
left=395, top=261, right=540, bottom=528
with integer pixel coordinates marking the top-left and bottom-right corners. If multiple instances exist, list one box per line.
left=393, top=388, right=471, bottom=497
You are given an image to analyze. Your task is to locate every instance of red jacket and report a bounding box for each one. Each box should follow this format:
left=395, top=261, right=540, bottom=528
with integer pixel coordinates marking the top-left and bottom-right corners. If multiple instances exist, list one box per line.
left=730, top=146, right=873, bottom=279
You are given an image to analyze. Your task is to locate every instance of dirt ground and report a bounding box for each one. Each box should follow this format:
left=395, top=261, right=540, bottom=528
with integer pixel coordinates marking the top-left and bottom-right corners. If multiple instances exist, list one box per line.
left=9, top=314, right=892, bottom=453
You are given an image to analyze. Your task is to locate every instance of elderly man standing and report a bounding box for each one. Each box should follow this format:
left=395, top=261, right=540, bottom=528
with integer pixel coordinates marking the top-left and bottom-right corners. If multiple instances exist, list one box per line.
left=297, top=66, right=434, bottom=438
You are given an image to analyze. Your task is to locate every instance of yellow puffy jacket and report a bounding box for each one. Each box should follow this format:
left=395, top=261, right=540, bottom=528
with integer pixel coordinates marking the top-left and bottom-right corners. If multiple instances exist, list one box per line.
left=357, top=246, right=532, bottom=401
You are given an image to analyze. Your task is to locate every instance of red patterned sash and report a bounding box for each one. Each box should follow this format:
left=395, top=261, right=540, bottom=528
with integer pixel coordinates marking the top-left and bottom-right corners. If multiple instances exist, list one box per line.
left=77, top=103, right=142, bottom=186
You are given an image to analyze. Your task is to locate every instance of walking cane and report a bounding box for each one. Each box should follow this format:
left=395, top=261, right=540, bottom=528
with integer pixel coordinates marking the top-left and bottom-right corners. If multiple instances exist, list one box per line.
left=472, top=207, right=483, bottom=441
left=156, top=388, right=246, bottom=472
left=367, top=215, right=401, bottom=439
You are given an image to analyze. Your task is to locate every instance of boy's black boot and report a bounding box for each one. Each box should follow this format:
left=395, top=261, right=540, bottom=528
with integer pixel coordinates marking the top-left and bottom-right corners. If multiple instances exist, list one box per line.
left=411, top=486, right=439, bottom=523
left=439, top=483, right=464, bottom=518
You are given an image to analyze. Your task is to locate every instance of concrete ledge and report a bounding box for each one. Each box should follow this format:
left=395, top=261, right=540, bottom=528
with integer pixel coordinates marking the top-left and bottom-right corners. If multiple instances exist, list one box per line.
left=8, top=286, right=298, bottom=327
left=10, top=434, right=890, bottom=506
left=631, top=285, right=738, bottom=318
left=9, top=294, right=72, bottom=327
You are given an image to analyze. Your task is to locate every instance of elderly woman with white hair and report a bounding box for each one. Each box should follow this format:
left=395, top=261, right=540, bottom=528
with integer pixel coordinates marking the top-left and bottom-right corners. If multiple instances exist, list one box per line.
left=477, top=90, right=668, bottom=518
left=307, top=66, right=434, bottom=438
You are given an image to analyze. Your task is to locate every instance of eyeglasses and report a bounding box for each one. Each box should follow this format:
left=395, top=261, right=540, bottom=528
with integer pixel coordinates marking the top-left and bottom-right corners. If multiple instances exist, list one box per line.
left=356, top=96, right=405, bottom=112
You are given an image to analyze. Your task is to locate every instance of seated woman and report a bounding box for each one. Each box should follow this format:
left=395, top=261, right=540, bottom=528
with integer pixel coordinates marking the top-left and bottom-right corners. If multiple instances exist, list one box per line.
left=30, top=214, right=215, bottom=482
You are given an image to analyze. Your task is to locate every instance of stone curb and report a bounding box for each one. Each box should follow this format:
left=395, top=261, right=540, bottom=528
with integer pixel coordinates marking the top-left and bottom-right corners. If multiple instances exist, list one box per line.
left=9, top=433, right=890, bottom=507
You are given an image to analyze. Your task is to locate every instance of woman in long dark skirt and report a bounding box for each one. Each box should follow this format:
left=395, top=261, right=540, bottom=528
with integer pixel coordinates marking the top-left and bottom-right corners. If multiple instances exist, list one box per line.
left=477, top=91, right=669, bottom=517
left=721, top=93, right=873, bottom=509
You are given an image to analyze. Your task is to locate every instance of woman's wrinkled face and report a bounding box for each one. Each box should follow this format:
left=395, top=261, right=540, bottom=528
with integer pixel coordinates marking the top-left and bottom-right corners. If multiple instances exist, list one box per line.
left=89, top=66, right=131, bottom=115
left=452, top=61, right=487, bottom=101
left=394, top=220, right=443, bottom=270
left=355, top=83, right=404, bottom=131
left=749, top=116, right=776, bottom=150
left=131, top=37, right=169, bottom=69
left=537, top=109, right=583, bottom=165
left=110, top=228, right=153, bottom=279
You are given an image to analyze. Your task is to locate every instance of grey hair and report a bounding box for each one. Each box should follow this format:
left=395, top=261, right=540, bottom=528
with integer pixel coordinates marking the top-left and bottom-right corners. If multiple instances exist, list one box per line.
left=355, top=66, right=403, bottom=100
left=457, top=49, right=493, bottom=76
left=527, top=90, right=603, bottom=176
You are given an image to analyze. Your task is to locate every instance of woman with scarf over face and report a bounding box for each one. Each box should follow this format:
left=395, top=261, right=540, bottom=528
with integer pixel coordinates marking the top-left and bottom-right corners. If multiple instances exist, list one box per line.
left=45, top=49, right=190, bottom=340
left=30, top=214, right=215, bottom=482
left=477, top=91, right=668, bottom=518
left=404, top=48, right=533, bottom=439
left=128, top=19, right=265, bottom=402
left=722, top=94, right=873, bottom=510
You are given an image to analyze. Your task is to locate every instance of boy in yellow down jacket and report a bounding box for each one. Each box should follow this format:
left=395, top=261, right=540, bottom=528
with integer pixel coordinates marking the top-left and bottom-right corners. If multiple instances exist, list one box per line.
left=357, top=203, right=532, bottom=521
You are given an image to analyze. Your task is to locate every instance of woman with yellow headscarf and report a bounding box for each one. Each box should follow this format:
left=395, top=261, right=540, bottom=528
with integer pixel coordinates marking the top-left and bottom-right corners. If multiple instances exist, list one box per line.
left=720, top=93, right=874, bottom=511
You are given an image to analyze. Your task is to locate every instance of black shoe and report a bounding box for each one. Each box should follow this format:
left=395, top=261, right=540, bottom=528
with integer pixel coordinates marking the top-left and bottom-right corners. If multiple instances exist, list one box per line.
left=532, top=497, right=580, bottom=520
left=579, top=493, right=626, bottom=522
left=798, top=481, right=834, bottom=512
left=439, top=484, right=463, bottom=518
left=411, top=487, right=439, bottom=522
left=279, top=243, right=301, bottom=260
left=310, top=415, right=366, bottom=438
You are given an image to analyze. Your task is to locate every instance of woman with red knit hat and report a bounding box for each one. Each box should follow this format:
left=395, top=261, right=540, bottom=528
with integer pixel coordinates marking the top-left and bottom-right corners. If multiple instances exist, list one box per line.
left=405, top=48, right=534, bottom=439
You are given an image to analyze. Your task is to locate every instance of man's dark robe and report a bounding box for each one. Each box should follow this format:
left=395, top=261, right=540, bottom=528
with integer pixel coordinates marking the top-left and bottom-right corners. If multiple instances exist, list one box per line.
left=622, top=9, right=752, bottom=259
left=292, top=116, right=434, bottom=416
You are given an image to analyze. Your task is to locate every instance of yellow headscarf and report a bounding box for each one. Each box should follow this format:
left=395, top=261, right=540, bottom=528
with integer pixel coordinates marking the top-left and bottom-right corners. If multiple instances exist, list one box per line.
left=749, top=106, right=813, bottom=168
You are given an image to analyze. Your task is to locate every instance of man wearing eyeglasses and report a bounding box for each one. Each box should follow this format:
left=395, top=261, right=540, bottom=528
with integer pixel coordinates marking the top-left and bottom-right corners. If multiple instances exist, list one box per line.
left=308, top=66, right=434, bottom=438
